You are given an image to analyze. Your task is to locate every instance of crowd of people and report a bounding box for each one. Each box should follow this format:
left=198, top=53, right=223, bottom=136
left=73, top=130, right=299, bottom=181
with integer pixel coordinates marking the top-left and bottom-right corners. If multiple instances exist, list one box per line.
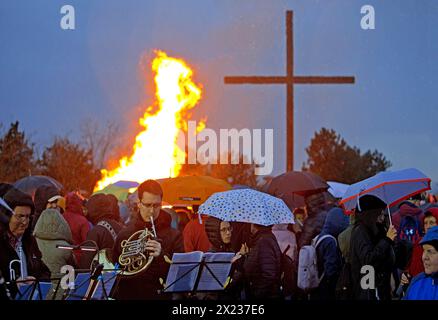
left=0, top=178, right=437, bottom=300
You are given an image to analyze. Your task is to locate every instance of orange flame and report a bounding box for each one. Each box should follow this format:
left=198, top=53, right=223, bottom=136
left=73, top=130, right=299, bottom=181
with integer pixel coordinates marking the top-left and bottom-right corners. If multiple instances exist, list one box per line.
left=95, top=50, right=203, bottom=191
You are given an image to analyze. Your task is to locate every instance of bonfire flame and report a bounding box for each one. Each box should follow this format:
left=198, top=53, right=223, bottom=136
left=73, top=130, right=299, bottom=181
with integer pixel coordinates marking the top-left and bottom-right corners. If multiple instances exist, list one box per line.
left=95, top=50, right=203, bottom=191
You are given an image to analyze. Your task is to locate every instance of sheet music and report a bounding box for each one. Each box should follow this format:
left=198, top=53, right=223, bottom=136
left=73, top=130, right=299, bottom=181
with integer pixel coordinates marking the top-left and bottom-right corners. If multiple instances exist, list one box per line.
left=197, top=252, right=235, bottom=291
left=65, top=273, right=91, bottom=300
left=16, top=283, right=33, bottom=300
left=164, top=252, right=203, bottom=292
left=31, top=282, right=51, bottom=300
left=91, top=271, right=118, bottom=300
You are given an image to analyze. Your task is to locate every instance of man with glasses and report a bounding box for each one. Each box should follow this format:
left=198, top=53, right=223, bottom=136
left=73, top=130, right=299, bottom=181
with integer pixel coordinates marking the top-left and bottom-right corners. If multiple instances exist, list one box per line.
left=0, top=187, right=50, bottom=299
left=112, top=179, right=184, bottom=299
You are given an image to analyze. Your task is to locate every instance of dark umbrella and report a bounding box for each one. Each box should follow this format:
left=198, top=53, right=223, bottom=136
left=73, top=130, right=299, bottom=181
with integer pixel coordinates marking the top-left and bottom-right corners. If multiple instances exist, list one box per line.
left=14, top=175, right=63, bottom=197
left=266, top=171, right=329, bottom=210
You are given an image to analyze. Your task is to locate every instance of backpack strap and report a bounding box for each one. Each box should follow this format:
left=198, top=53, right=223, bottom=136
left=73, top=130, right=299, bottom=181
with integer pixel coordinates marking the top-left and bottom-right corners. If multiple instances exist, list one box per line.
left=313, top=234, right=337, bottom=248
left=96, top=220, right=118, bottom=242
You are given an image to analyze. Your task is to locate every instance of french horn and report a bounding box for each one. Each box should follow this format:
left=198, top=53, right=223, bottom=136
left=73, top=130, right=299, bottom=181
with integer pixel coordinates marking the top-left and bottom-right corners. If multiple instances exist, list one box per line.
left=118, top=220, right=157, bottom=276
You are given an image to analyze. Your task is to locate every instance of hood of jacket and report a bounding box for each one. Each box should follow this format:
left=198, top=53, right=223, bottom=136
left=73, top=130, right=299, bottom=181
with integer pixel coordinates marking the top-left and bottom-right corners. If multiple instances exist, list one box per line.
left=320, top=207, right=349, bottom=238
left=397, top=202, right=423, bottom=218
left=86, top=193, right=113, bottom=225
left=204, top=216, right=232, bottom=251
left=33, top=208, right=72, bottom=242
left=65, top=192, right=84, bottom=216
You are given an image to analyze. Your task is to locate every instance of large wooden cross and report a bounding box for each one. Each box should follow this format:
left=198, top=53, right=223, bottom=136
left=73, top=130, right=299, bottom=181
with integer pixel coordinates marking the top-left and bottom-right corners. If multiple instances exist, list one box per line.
left=224, top=10, right=355, bottom=172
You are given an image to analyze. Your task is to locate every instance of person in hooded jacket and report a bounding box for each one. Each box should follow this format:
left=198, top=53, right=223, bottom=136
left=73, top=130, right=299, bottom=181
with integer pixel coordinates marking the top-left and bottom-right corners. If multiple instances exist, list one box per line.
left=205, top=216, right=233, bottom=253
left=404, top=226, right=438, bottom=300
left=298, top=192, right=330, bottom=249
left=183, top=213, right=212, bottom=253
left=79, top=194, right=124, bottom=269
left=0, top=188, right=50, bottom=299
left=311, top=207, right=349, bottom=300
left=392, top=201, right=424, bottom=242
left=350, top=195, right=397, bottom=300
left=63, top=192, right=90, bottom=265
left=111, top=180, right=183, bottom=300
left=33, top=208, right=76, bottom=299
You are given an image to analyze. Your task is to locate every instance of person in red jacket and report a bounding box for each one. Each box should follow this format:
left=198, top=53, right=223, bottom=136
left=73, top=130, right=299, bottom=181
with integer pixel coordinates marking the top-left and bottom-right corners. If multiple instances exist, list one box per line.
left=63, top=192, right=90, bottom=265
left=182, top=212, right=212, bottom=253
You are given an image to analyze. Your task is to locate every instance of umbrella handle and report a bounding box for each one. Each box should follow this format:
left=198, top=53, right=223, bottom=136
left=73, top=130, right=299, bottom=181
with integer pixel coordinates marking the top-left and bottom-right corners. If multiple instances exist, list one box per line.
left=387, top=205, right=393, bottom=226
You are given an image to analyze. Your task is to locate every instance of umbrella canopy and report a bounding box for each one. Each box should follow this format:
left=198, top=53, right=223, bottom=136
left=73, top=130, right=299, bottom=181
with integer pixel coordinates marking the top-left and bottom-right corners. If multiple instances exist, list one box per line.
left=14, top=175, right=63, bottom=197
left=328, top=181, right=350, bottom=199
left=94, top=184, right=129, bottom=201
left=112, top=180, right=139, bottom=189
left=265, top=171, right=329, bottom=210
left=198, top=189, right=295, bottom=226
left=267, top=171, right=329, bottom=196
left=340, top=168, right=431, bottom=213
left=158, top=175, right=231, bottom=206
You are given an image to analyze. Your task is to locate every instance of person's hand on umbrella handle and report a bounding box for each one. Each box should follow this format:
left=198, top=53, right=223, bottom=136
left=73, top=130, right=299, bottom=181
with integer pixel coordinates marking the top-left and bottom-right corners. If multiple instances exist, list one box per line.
left=386, top=225, right=397, bottom=241
left=231, top=253, right=242, bottom=263
left=400, top=272, right=411, bottom=286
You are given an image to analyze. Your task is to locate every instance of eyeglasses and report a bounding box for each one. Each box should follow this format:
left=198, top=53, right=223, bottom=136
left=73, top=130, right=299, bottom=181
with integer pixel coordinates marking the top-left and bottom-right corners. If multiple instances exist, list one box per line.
left=14, top=214, right=31, bottom=222
left=220, top=227, right=232, bottom=233
left=139, top=202, right=161, bottom=209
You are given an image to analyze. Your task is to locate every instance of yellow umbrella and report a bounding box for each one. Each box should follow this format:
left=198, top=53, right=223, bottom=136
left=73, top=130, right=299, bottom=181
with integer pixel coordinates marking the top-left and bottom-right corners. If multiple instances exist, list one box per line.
left=158, top=176, right=231, bottom=206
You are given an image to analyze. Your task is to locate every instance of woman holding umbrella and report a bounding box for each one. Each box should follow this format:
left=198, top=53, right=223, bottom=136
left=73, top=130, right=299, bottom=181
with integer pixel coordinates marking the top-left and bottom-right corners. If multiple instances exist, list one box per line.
left=350, top=194, right=397, bottom=300
left=199, top=188, right=294, bottom=300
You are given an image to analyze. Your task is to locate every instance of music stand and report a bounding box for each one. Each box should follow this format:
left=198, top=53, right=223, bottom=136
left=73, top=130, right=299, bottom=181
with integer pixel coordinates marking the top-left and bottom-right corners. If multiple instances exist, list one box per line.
left=63, top=265, right=120, bottom=300
left=14, top=279, right=52, bottom=300
left=163, top=252, right=234, bottom=295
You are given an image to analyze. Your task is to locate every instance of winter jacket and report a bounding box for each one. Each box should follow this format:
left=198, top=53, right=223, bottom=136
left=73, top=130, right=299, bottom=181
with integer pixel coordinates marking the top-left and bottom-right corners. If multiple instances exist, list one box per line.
left=298, top=209, right=327, bottom=248
left=0, top=223, right=51, bottom=299
left=79, top=193, right=124, bottom=268
left=242, top=229, right=282, bottom=300
left=183, top=215, right=212, bottom=252
left=404, top=272, right=438, bottom=300
left=312, top=207, right=349, bottom=300
left=63, top=192, right=90, bottom=264
left=111, top=209, right=184, bottom=299
left=80, top=218, right=123, bottom=269
left=350, top=221, right=395, bottom=300
left=33, top=208, right=75, bottom=299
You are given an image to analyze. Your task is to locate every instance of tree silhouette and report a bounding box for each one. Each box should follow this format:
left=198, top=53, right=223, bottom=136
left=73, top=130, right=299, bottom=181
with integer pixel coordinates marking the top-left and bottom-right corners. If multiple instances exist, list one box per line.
left=0, top=121, right=37, bottom=182
left=302, top=128, right=391, bottom=184
left=38, top=137, right=100, bottom=193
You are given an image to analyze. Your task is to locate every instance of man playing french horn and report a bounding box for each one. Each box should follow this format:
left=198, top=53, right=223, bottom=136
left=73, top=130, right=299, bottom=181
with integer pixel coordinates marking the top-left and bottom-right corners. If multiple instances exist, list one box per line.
left=111, top=180, right=183, bottom=299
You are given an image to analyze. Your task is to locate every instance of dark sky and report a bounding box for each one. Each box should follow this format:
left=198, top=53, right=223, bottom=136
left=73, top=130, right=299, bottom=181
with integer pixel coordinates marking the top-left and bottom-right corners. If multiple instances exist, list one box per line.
left=1, top=0, right=437, bottom=191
